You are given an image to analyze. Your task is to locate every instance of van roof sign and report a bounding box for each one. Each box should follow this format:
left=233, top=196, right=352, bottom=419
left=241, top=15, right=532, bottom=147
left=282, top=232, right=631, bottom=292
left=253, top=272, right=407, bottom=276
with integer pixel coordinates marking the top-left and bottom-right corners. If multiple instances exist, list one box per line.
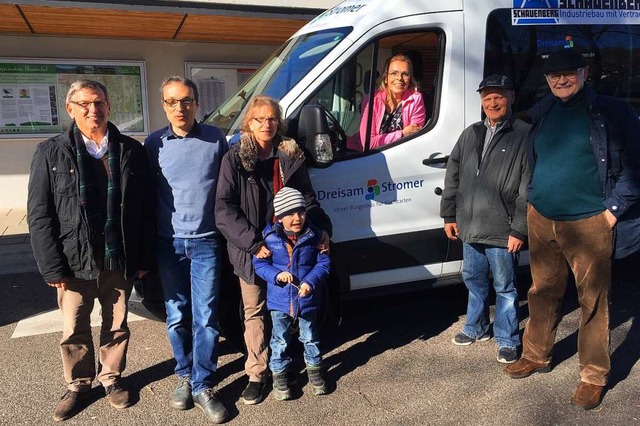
left=306, top=0, right=369, bottom=30
left=300, top=0, right=463, bottom=35
left=512, top=0, right=640, bottom=25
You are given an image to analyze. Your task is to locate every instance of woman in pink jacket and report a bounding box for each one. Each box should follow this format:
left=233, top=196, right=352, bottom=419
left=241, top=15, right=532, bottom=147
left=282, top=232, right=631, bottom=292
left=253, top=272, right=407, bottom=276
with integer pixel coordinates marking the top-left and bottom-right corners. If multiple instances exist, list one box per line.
left=351, top=54, right=427, bottom=151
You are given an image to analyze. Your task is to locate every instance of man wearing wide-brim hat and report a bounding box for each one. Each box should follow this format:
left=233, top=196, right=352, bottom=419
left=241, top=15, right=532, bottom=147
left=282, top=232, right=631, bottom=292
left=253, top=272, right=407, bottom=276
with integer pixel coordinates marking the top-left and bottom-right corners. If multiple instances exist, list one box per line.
left=504, top=48, right=640, bottom=410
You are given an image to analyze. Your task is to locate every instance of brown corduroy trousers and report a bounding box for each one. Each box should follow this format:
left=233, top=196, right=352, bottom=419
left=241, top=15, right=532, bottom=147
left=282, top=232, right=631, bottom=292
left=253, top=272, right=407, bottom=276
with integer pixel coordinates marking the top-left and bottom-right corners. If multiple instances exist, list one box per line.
left=522, top=205, right=612, bottom=386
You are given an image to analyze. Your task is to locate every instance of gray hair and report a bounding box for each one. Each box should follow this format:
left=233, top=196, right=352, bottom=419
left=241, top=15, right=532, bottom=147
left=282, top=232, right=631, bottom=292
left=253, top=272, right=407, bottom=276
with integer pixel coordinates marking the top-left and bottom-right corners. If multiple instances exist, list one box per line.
left=159, top=76, right=199, bottom=103
left=66, top=80, right=109, bottom=104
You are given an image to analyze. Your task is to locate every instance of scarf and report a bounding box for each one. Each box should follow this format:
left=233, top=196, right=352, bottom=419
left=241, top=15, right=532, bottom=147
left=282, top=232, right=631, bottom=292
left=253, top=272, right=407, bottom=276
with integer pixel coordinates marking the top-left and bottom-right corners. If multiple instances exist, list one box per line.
left=73, top=123, right=125, bottom=271
left=272, top=158, right=284, bottom=223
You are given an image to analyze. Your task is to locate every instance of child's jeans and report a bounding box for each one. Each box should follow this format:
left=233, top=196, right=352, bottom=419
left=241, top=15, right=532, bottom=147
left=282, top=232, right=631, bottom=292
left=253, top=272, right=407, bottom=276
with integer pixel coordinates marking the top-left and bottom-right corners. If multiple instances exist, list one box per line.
left=269, top=310, right=322, bottom=374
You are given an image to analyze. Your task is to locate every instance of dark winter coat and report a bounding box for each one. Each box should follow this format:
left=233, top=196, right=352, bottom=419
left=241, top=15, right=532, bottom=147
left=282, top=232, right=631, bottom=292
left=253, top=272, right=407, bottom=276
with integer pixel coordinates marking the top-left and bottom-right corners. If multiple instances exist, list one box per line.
left=215, top=132, right=332, bottom=283
left=440, top=116, right=531, bottom=247
left=27, top=122, right=156, bottom=283
left=527, top=85, right=640, bottom=258
left=253, top=221, right=330, bottom=316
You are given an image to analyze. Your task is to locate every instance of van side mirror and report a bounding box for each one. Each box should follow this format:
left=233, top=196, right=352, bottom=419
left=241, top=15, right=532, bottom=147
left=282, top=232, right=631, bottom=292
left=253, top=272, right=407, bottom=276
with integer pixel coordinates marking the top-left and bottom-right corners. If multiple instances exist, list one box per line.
left=297, top=104, right=334, bottom=168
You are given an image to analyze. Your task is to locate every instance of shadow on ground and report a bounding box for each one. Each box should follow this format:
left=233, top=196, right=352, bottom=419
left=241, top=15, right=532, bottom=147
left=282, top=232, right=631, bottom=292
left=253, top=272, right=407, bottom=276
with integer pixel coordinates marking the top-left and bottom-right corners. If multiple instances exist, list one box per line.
left=0, top=272, right=57, bottom=327
left=321, top=283, right=470, bottom=383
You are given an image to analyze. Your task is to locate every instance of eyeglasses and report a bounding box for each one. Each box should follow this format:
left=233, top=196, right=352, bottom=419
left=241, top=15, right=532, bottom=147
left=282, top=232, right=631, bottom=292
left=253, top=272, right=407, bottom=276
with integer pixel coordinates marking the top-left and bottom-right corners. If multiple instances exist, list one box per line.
left=69, top=100, right=109, bottom=109
left=163, top=98, right=195, bottom=108
left=253, top=116, right=278, bottom=124
left=545, top=68, right=583, bottom=83
left=388, top=71, right=411, bottom=80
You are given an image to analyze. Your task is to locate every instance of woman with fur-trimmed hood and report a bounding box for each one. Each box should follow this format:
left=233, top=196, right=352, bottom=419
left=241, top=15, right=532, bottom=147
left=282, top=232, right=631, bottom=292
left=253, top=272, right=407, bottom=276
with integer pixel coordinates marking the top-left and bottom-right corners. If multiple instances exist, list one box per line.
left=215, top=95, right=332, bottom=405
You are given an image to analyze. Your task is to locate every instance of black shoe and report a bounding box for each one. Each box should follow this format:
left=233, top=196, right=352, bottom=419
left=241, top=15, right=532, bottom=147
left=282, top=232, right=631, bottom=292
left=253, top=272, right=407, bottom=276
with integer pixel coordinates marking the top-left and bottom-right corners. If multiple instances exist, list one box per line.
left=241, top=381, right=266, bottom=405
left=193, top=388, right=229, bottom=424
left=306, top=365, right=327, bottom=396
left=272, top=372, right=291, bottom=401
left=53, top=389, right=88, bottom=422
left=171, top=376, right=193, bottom=410
left=452, top=332, right=491, bottom=346
left=497, top=347, right=518, bottom=364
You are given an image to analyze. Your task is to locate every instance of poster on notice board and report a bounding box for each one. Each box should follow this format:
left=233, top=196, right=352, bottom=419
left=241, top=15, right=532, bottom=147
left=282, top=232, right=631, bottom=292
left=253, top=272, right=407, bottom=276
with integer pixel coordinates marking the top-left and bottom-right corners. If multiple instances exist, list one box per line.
left=185, top=62, right=258, bottom=121
left=0, top=59, right=148, bottom=138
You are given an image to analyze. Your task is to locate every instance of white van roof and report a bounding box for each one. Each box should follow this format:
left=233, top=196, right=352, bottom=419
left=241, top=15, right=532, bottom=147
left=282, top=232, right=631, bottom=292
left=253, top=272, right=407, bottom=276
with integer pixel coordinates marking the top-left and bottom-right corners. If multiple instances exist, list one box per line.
left=296, top=0, right=464, bottom=36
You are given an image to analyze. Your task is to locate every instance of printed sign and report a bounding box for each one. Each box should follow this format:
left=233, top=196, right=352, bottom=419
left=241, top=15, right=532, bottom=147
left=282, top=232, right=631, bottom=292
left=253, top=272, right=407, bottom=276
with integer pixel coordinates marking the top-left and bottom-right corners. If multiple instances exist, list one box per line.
left=185, top=63, right=258, bottom=121
left=317, top=176, right=423, bottom=215
left=512, top=0, right=640, bottom=25
left=0, top=60, right=147, bottom=137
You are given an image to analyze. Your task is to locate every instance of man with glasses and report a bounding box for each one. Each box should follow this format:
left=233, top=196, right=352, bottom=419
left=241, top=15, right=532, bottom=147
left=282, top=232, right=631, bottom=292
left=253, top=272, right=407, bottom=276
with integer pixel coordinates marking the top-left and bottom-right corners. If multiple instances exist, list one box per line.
left=144, top=76, right=229, bottom=423
left=504, top=49, right=640, bottom=410
left=28, top=80, right=155, bottom=421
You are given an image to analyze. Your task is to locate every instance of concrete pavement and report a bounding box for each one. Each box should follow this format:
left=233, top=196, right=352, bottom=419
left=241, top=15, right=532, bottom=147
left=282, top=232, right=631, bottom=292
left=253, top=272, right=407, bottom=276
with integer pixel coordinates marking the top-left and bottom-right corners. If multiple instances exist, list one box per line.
left=0, top=207, right=35, bottom=275
left=1, top=209, right=638, bottom=424
left=1, top=263, right=638, bottom=425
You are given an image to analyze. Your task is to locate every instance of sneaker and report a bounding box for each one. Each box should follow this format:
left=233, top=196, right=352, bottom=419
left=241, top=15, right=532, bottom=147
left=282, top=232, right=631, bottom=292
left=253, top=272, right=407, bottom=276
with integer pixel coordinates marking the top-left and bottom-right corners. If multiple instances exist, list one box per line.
left=497, top=347, right=518, bottom=364
left=272, top=372, right=291, bottom=401
left=241, top=381, right=266, bottom=405
left=193, top=388, right=229, bottom=424
left=306, top=365, right=327, bottom=396
left=105, top=382, right=132, bottom=409
left=171, top=375, right=193, bottom=410
left=53, top=389, right=88, bottom=422
left=452, top=332, right=491, bottom=346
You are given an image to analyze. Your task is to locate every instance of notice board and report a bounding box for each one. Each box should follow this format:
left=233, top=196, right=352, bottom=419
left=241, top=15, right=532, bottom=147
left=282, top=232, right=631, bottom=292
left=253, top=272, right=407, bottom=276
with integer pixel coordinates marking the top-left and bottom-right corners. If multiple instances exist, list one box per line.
left=0, top=59, right=148, bottom=138
left=186, top=62, right=258, bottom=121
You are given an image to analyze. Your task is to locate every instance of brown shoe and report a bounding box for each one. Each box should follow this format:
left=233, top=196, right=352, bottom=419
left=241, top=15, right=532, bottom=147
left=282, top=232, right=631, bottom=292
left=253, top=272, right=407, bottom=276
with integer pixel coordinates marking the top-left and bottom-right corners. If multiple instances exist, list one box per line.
left=571, top=381, right=604, bottom=410
left=53, top=389, right=87, bottom=422
left=105, top=382, right=132, bottom=409
left=504, top=357, right=551, bottom=379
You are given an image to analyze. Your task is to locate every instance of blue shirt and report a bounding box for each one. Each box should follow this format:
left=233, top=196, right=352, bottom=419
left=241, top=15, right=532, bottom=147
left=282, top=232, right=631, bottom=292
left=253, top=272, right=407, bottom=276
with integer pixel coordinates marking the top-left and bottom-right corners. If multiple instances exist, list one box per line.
left=145, top=122, right=228, bottom=238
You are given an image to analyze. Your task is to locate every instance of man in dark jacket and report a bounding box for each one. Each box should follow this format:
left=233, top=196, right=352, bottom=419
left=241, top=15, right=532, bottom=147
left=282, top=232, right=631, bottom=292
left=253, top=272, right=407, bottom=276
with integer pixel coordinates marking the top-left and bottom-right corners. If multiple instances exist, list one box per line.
left=504, top=49, right=640, bottom=411
left=27, top=80, right=155, bottom=422
left=441, top=74, right=531, bottom=365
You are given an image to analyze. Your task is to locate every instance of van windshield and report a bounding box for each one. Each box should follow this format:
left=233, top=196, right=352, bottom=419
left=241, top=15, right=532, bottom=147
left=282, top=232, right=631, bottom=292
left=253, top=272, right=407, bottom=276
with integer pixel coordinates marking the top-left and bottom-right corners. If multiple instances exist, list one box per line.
left=202, top=27, right=352, bottom=135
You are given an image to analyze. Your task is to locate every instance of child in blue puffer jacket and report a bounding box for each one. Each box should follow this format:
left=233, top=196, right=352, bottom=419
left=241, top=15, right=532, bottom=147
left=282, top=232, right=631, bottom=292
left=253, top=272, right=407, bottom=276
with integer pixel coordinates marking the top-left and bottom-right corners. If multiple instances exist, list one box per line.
left=252, top=187, right=331, bottom=400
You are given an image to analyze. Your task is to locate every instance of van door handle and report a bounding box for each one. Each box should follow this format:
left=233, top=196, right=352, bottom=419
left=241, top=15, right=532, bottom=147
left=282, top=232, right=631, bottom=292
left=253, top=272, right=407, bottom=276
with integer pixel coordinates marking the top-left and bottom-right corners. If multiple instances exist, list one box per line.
left=422, top=155, right=449, bottom=165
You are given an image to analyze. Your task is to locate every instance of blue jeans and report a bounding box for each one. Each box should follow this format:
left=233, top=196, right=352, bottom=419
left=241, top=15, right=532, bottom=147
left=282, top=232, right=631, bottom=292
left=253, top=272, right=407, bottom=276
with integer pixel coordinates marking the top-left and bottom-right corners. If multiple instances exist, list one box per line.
left=269, top=310, right=321, bottom=374
left=461, top=242, right=520, bottom=349
left=156, top=236, right=222, bottom=394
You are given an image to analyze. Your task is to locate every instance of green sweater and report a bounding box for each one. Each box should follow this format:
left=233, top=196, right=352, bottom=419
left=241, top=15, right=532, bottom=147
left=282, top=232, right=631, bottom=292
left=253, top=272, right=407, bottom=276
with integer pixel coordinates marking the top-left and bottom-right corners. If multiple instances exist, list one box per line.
left=529, top=90, right=605, bottom=220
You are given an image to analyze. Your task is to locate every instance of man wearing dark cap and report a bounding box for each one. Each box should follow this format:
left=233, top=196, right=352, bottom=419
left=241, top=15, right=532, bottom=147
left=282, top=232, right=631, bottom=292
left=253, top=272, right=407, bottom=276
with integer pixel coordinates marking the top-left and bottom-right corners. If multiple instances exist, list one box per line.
left=504, top=48, right=640, bottom=410
left=441, top=74, right=531, bottom=364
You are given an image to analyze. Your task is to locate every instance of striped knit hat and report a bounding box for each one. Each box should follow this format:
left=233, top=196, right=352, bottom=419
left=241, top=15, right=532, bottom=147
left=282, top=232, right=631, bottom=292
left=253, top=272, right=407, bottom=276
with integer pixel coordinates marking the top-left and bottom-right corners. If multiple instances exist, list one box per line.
left=274, top=187, right=306, bottom=220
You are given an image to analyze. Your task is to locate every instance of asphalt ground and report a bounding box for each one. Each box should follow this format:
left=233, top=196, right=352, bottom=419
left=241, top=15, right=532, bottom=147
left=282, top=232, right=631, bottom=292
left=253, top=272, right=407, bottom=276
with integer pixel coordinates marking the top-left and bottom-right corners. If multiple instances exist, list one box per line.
left=0, top=258, right=638, bottom=426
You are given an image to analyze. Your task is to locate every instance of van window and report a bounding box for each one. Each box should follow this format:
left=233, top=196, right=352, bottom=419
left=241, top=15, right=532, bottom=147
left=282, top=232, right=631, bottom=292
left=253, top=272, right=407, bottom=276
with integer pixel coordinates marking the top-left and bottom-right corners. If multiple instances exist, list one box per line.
left=299, top=30, right=442, bottom=158
left=485, top=9, right=640, bottom=114
left=203, top=27, right=351, bottom=135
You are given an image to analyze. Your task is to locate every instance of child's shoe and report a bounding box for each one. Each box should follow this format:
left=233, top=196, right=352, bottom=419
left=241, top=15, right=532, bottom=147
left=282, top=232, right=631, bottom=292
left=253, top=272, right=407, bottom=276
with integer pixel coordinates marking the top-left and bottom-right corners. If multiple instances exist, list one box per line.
left=306, top=365, right=327, bottom=395
left=272, top=372, right=291, bottom=401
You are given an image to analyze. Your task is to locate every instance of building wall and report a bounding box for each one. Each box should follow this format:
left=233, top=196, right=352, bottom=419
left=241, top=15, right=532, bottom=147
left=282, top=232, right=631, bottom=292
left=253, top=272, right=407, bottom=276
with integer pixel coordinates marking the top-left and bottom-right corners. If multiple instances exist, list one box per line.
left=0, top=34, right=278, bottom=208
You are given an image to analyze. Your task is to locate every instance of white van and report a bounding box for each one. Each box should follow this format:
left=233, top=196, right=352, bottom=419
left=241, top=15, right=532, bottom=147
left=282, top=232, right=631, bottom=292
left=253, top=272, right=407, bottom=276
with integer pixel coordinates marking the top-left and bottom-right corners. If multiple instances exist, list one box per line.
left=199, top=0, right=640, bottom=297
